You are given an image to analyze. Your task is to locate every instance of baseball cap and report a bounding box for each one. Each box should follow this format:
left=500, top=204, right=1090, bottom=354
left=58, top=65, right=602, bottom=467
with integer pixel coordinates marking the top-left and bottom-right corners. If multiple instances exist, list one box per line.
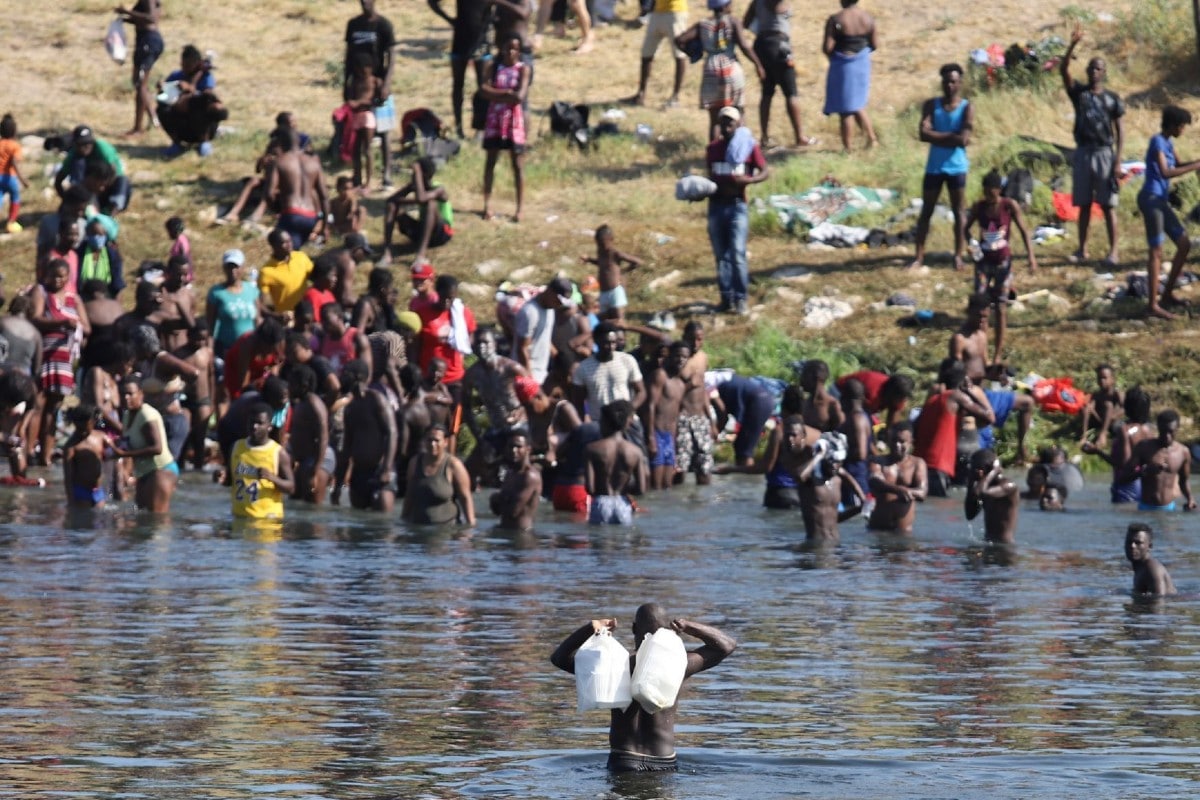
left=73, top=125, right=96, bottom=145
left=221, top=248, right=245, bottom=267
left=411, top=262, right=435, bottom=281
left=546, top=276, right=575, bottom=306
left=717, top=106, right=740, bottom=123
left=344, top=232, right=375, bottom=257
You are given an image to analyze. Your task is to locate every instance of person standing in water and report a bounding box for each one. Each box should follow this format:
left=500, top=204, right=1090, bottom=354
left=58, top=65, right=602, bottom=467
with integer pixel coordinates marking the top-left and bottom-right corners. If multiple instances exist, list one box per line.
left=550, top=602, right=737, bottom=772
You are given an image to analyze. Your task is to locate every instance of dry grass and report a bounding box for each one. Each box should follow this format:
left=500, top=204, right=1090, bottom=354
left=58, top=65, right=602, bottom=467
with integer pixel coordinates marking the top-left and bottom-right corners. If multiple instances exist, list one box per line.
left=6, top=0, right=1200, bottom=426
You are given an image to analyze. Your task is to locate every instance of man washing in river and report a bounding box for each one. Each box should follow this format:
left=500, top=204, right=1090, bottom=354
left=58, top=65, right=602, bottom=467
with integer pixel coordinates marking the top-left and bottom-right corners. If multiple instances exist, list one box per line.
left=550, top=602, right=736, bottom=772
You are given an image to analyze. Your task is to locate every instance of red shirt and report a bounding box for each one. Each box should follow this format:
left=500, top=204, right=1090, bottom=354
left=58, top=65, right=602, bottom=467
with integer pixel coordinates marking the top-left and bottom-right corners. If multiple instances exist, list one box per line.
left=418, top=306, right=476, bottom=384
left=223, top=331, right=281, bottom=400
left=836, top=370, right=890, bottom=413
left=409, top=291, right=440, bottom=320
left=705, top=138, right=767, bottom=203
left=914, top=391, right=957, bottom=477
left=304, top=287, right=336, bottom=323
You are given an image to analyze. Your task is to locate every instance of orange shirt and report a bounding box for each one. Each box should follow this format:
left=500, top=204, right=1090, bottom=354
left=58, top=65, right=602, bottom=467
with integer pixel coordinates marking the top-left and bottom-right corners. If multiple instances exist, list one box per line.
left=0, top=139, right=21, bottom=176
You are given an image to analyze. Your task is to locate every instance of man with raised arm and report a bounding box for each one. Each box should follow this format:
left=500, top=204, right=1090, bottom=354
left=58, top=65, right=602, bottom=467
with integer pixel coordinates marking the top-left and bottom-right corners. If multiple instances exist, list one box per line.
left=550, top=602, right=736, bottom=773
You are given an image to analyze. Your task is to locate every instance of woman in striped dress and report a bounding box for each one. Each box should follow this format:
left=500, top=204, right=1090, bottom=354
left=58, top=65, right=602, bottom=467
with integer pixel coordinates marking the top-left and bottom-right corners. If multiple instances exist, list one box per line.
left=30, top=258, right=91, bottom=465
left=677, top=0, right=764, bottom=139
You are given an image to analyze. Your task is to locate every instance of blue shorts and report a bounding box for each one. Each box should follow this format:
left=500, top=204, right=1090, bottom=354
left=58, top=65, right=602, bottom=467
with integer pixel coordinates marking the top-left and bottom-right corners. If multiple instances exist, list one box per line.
left=134, top=30, right=164, bottom=82
left=984, top=389, right=1016, bottom=428
left=841, top=459, right=870, bottom=507
left=0, top=174, right=20, bottom=205
left=1138, top=193, right=1185, bottom=248
left=599, top=285, right=628, bottom=313
left=1111, top=479, right=1141, bottom=504
left=1138, top=500, right=1177, bottom=512
left=650, top=429, right=676, bottom=468
left=275, top=212, right=318, bottom=249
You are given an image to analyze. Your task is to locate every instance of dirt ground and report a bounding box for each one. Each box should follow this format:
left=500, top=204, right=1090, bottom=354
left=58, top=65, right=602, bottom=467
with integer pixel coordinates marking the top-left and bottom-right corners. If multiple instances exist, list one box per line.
left=7, top=0, right=1200, bottom=427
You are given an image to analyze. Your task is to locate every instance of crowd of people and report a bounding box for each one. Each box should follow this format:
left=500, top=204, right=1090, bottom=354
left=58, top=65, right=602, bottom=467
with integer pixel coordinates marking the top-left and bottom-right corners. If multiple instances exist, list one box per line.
left=0, top=4, right=1188, bottom=529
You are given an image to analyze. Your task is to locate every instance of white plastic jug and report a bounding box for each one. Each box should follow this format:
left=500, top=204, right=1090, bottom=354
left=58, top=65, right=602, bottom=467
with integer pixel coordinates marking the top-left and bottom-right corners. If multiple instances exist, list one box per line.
left=574, top=631, right=632, bottom=712
left=630, top=628, right=688, bottom=714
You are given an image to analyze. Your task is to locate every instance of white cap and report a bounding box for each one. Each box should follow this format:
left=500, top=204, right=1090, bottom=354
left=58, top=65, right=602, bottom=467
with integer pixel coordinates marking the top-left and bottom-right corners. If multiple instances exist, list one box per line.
left=222, top=248, right=245, bottom=267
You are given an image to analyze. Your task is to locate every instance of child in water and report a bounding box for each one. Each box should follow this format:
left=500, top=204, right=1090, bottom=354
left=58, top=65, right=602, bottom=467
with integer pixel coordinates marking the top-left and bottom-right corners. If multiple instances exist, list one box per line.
left=63, top=403, right=109, bottom=508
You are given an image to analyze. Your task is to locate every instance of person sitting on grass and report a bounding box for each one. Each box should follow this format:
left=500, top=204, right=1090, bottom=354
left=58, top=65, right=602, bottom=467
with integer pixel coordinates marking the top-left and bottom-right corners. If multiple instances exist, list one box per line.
left=378, top=157, right=453, bottom=268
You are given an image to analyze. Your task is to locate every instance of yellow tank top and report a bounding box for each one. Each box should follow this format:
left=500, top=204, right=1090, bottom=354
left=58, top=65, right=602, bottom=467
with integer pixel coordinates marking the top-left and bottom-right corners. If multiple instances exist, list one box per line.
left=123, top=404, right=175, bottom=478
left=230, top=438, right=285, bottom=520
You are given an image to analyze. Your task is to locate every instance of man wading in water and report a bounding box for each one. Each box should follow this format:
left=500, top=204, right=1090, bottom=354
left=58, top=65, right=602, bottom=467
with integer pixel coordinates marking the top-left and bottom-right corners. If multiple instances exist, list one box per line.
left=550, top=602, right=735, bottom=772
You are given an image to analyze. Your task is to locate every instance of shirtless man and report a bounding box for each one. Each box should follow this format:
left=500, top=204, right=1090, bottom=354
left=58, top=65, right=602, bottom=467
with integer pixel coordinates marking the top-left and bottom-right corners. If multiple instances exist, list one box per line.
left=1083, top=385, right=1154, bottom=504
left=796, top=432, right=864, bottom=542
left=396, top=363, right=433, bottom=497
left=868, top=422, right=928, bottom=534
left=175, top=323, right=215, bottom=470
left=675, top=322, right=715, bottom=486
left=950, top=293, right=1034, bottom=463
left=489, top=430, right=541, bottom=530
left=799, top=360, right=844, bottom=433
left=287, top=363, right=332, bottom=504
left=1125, top=522, right=1177, bottom=597
left=550, top=603, right=737, bottom=773
left=645, top=341, right=688, bottom=490
left=964, top=447, right=1019, bottom=543
left=1121, top=409, right=1195, bottom=512
left=422, top=357, right=455, bottom=429
left=838, top=377, right=872, bottom=509
left=159, top=258, right=196, bottom=352
left=462, top=327, right=528, bottom=483
left=332, top=359, right=398, bottom=511
left=266, top=127, right=329, bottom=250
left=586, top=400, right=647, bottom=525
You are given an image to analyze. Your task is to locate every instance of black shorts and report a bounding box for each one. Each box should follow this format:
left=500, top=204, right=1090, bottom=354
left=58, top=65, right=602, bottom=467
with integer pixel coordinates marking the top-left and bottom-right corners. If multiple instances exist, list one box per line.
left=134, top=30, right=164, bottom=81
left=923, top=172, right=967, bottom=193
left=754, top=37, right=797, bottom=99
left=607, top=751, right=678, bottom=773
left=763, top=484, right=801, bottom=509
left=483, top=137, right=527, bottom=155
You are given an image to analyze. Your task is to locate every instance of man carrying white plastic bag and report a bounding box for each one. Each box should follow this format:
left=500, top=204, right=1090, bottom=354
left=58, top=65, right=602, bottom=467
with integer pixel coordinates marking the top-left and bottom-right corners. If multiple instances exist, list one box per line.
left=550, top=603, right=737, bottom=773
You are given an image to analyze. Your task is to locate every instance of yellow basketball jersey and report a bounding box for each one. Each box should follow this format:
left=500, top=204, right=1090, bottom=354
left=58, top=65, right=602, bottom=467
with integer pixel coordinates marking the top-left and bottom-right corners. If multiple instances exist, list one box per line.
left=230, top=438, right=285, bottom=520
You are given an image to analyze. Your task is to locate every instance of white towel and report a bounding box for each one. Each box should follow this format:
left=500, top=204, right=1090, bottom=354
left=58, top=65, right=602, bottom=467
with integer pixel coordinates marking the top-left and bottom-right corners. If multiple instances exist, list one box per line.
left=449, top=298, right=472, bottom=355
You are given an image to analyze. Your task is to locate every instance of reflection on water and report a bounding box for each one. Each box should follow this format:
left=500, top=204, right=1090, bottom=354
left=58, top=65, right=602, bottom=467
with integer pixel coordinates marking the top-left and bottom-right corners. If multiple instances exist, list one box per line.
left=1, top=472, right=1199, bottom=798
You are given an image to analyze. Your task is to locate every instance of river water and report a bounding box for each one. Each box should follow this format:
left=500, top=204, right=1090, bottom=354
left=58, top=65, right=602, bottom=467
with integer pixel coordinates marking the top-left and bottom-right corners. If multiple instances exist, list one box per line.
left=1, top=472, right=1198, bottom=799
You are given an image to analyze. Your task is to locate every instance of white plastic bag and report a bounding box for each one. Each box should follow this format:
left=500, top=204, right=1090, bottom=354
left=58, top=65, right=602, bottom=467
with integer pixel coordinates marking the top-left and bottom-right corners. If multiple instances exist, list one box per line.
left=630, top=628, right=688, bottom=714
left=106, top=18, right=128, bottom=65
left=575, top=631, right=632, bottom=712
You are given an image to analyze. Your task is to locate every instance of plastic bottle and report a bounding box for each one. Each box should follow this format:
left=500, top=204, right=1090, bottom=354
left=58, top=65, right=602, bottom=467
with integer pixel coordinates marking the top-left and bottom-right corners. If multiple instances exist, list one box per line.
left=575, top=631, right=633, bottom=712
left=630, top=628, right=688, bottom=714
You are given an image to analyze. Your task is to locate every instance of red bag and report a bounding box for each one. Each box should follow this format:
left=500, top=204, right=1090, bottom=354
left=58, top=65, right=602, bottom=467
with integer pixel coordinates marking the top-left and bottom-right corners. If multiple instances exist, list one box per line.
left=1032, top=377, right=1089, bottom=415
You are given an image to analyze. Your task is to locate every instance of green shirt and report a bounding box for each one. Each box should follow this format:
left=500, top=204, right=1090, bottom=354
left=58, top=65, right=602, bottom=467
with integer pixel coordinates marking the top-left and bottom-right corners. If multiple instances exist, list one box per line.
left=60, top=138, right=126, bottom=178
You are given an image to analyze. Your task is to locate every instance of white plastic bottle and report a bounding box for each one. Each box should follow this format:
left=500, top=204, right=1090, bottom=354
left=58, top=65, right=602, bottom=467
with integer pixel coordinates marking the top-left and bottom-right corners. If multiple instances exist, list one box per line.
left=630, top=628, right=688, bottom=714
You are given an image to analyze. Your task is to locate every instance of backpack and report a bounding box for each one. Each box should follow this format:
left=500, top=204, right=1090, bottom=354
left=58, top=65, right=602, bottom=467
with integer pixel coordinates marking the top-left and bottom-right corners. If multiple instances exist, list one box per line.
left=549, top=101, right=590, bottom=148
left=1003, top=168, right=1034, bottom=209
